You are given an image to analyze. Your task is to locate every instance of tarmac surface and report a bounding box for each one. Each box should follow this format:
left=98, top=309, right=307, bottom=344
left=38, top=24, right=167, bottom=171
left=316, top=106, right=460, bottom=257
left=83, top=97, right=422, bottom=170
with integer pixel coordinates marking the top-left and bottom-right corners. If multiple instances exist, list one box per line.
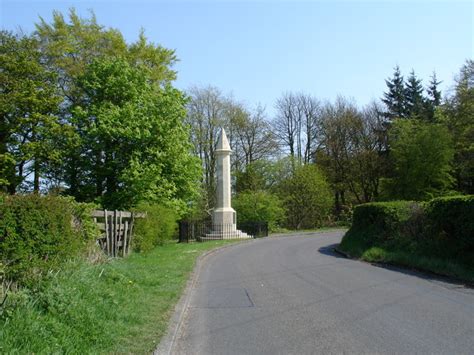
left=162, top=230, right=474, bottom=354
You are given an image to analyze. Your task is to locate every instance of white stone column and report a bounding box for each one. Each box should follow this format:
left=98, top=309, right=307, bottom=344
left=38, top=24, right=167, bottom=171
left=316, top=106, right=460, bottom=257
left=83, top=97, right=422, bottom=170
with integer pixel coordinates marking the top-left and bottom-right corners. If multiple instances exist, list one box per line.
left=213, top=128, right=236, bottom=233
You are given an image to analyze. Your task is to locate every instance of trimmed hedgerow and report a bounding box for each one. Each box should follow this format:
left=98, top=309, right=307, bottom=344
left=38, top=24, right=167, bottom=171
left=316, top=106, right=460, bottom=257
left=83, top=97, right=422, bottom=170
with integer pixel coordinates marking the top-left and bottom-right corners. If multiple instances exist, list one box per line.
left=0, top=194, right=98, bottom=284
left=424, top=195, right=474, bottom=260
left=346, top=201, right=417, bottom=245
left=339, top=195, right=474, bottom=280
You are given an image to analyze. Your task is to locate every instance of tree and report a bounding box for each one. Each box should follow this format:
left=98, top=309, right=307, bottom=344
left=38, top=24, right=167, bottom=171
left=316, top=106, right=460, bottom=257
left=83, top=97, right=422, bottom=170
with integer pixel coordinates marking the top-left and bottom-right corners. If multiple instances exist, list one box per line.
left=34, top=9, right=178, bottom=196
left=404, top=70, right=424, bottom=118
left=424, top=72, right=442, bottom=122
left=71, top=58, right=200, bottom=210
left=186, top=86, right=228, bottom=212
left=278, top=164, right=332, bottom=229
left=439, top=60, right=474, bottom=194
left=0, top=31, right=62, bottom=194
left=315, top=97, right=358, bottom=212
left=233, top=191, right=284, bottom=231
left=273, top=92, right=320, bottom=167
left=382, top=120, right=454, bottom=200
left=382, top=65, right=406, bottom=120
left=232, top=104, right=278, bottom=167
left=316, top=99, right=388, bottom=210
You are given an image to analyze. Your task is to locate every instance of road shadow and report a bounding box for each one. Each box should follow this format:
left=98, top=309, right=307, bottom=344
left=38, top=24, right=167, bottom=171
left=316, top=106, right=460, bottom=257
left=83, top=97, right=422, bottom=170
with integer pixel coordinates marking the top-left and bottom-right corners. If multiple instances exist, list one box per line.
left=319, top=243, right=474, bottom=291
left=318, top=243, right=346, bottom=258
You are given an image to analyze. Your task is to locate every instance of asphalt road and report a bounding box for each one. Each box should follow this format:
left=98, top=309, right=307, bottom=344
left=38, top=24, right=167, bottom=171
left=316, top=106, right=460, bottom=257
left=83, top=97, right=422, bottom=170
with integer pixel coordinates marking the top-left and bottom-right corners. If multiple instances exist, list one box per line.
left=166, top=231, right=474, bottom=354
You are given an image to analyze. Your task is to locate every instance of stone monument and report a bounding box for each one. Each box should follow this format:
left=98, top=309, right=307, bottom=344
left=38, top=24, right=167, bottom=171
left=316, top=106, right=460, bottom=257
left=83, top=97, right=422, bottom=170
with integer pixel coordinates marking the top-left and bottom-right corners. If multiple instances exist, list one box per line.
left=207, top=128, right=250, bottom=239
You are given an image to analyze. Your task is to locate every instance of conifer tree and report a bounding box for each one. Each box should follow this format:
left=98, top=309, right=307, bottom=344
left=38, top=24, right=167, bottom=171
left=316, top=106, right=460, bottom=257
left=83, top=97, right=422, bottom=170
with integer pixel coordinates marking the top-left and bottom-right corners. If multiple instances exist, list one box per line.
left=421, top=71, right=443, bottom=122
left=404, top=70, right=425, bottom=118
left=382, top=66, right=406, bottom=120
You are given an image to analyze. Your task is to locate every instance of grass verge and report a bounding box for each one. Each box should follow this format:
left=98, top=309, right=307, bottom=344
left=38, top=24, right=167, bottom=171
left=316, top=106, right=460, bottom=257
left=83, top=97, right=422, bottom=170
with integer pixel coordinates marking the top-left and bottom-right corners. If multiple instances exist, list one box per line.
left=339, top=235, right=474, bottom=284
left=0, top=239, right=241, bottom=354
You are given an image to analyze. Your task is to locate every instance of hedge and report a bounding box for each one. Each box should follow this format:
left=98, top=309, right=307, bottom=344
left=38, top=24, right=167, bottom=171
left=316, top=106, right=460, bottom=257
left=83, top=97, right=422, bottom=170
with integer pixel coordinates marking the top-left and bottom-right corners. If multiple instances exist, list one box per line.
left=0, top=194, right=98, bottom=283
left=341, top=195, right=474, bottom=264
left=425, top=195, right=474, bottom=256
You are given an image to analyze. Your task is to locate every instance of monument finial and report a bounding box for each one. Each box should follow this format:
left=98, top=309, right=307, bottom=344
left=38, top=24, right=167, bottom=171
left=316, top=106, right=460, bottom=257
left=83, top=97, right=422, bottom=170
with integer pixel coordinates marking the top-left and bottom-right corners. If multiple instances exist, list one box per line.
left=216, top=127, right=231, bottom=152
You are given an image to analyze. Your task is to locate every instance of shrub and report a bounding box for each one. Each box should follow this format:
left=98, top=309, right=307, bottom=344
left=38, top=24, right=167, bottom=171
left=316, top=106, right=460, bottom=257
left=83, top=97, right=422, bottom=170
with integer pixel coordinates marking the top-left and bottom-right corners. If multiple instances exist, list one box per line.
left=425, top=195, right=474, bottom=259
left=341, top=195, right=474, bottom=265
left=132, top=203, right=178, bottom=253
left=233, top=191, right=284, bottom=232
left=0, top=194, right=97, bottom=283
left=278, top=164, right=332, bottom=229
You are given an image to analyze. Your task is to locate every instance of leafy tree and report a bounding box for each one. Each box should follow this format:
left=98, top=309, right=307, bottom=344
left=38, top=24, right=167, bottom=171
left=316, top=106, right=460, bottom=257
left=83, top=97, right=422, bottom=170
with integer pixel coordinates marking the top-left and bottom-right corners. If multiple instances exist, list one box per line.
left=0, top=31, right=62, bottom=194
left=382, top=120, right=454, bottom=200
left=233, top=191, right=284, bottom=231
left=439, top=60, right=474, bottom=194
left=34, top=9, right=178, bottom=196
left=404, top=70, right=425, bottom=118
left=382, top=65, right=406, bottom=120
left=278, top=164, right=332, bottom=229
left=71, top=58, right=200, bottom=210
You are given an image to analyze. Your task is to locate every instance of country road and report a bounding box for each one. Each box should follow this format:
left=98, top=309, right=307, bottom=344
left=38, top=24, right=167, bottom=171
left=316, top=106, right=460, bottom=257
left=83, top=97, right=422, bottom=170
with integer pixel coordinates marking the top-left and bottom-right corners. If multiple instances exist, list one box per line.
left=163, top=230, right=474, bottom=354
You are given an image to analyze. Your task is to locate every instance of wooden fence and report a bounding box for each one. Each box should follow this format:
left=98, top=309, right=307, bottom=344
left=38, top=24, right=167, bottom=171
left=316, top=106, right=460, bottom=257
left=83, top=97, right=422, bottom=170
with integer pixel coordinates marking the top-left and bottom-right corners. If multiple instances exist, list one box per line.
left=91, top=210, right=146, bottom=257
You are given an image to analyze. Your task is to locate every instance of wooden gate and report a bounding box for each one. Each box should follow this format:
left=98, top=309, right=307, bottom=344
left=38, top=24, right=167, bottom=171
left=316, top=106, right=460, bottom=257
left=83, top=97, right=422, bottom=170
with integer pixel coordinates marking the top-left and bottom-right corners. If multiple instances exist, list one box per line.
left=92, top=210, right=145, bottom=257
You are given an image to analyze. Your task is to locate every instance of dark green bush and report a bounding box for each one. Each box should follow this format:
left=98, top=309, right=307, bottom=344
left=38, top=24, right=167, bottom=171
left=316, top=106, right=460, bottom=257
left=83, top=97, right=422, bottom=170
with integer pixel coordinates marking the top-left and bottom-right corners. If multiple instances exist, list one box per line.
left=0, top=194, right=97, bottom=283
left=349, top=201, right=416, bottom=243
left=424, top=195, right=474, bottom=258
left=132, top=203, right=178, bottom=253
left=341, top=195, right=474, bottom=265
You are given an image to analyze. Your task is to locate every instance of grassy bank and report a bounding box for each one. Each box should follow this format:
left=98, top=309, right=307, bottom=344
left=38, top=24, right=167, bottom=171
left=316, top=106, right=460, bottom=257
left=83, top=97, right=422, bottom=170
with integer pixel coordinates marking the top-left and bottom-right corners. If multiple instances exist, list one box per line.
left=339, top=235, right=474, bottom=283
left=0, top=240, right=241, bottom=354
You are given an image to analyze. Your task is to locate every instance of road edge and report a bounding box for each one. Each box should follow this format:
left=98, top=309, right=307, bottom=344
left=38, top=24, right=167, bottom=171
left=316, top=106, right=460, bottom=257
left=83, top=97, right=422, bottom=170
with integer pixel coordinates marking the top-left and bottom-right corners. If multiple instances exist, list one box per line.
left=153, top=239, right=256, bottom=355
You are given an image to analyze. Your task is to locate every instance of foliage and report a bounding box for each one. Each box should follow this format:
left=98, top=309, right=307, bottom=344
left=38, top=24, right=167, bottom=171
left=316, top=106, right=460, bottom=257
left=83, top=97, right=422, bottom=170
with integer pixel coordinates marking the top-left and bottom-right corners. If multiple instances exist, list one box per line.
left=278, top=164, right=332, bottom=229
left=316, top=99, right=388, bottom=211
left=69, top=57, right=200, bottom=210
left=340, top=195, right=474, bottom=281
left=439, top=59, right=474, bottom=194
left=382, top=65, right=406, bottom=119
left=383, top=120, right=454, bottom=200
left=424, top=195, right=474, bottom=255
left=0, top=240, right=239, bottom=354
left=0, top=194, right=98, bottom=283
left=345, top=201, right=416, bottom=247
left=0, top=30, right=63, bottom=193
left=132, top=203, right=179, bottom=253
left=233, top=191, right=284, bottom=231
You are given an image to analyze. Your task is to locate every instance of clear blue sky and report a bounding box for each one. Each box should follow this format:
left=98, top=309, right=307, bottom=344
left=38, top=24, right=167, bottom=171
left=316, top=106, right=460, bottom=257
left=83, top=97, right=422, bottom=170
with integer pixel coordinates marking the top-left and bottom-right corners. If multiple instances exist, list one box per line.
left=2, top=1, right=473, bottom=116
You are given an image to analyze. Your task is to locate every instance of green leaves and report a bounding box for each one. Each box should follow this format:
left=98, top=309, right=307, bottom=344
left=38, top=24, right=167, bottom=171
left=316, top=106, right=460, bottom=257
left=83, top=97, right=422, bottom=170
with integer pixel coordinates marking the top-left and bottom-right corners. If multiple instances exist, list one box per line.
left=383, top=120, right=454, bottom=200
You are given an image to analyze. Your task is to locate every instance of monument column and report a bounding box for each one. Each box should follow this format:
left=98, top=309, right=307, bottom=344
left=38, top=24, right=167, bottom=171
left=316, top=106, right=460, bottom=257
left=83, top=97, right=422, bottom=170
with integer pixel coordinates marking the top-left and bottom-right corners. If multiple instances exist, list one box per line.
left=213, top=128, right=236, bottom=230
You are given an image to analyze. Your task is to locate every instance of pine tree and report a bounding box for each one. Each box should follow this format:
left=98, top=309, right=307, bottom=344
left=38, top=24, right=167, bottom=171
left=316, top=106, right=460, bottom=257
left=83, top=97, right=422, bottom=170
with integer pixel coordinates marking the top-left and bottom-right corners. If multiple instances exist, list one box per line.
left=404, top=70, right=424, bottom=118
left=382, top=65, right=406, bottom=120
left=427, top=72, right=442, bottom=106
left=424, top=71, right=442, bottom=122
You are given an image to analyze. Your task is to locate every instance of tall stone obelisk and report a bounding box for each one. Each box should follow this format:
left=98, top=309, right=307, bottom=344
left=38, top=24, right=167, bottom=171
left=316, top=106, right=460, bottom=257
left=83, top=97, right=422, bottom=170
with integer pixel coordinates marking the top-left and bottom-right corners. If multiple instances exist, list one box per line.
left=210, top=128, right=249, bottom=239
left=213, top=128, right=236, bottom=229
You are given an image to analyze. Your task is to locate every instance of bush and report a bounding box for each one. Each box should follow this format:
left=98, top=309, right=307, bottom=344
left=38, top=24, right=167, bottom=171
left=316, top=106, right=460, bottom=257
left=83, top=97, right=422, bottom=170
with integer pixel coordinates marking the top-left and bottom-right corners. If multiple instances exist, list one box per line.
left=0, top=194, right=97, bottom=283
left=278, top=164, right=332, bottom=229
left=425, top=195, right=474, bottom=258
left=233, top=191, right=284, bottom=232
left=132, top=203, right=178, bottom=253
left=341, top=195, right=474, bottom=267
left=349, top=201, right=416, bottom=243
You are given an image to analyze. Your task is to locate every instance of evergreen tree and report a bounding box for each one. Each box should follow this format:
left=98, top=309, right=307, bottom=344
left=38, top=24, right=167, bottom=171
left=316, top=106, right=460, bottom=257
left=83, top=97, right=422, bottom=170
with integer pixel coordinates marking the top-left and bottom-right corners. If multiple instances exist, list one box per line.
left=404, top=70, right=425, bottom=118
left=424, top=71, right=442, bottom=122
left=382, top=66, right=406, bottom=120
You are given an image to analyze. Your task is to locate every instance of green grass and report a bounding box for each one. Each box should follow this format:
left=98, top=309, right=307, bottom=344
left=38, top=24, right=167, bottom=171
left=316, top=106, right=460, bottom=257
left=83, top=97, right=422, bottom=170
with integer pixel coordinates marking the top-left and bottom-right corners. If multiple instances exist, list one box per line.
left=0, top=239, right=241, bottom=354
left=339, top=234, right=474, bottom=284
